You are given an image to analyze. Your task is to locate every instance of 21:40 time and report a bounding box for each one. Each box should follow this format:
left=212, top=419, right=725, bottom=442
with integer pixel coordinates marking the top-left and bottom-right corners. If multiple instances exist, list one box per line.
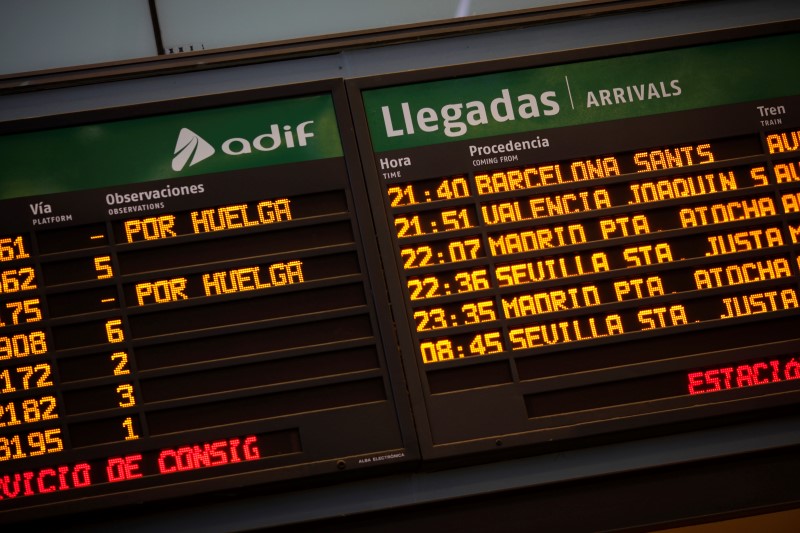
left=387, top=176, right=470, bottom=207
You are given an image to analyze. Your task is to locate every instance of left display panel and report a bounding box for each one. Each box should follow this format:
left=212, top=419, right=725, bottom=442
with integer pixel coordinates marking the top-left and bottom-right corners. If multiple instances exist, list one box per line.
left=0, top=81, right=417, bottom=522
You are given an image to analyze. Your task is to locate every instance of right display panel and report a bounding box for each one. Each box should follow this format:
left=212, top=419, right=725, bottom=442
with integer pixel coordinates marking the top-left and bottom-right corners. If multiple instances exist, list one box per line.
left=348, top=22, right=800, bottom=457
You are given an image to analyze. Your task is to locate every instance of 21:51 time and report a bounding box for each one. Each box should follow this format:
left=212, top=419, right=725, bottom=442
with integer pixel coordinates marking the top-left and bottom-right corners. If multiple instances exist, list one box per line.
left=394, top=207, right=475, bottom=238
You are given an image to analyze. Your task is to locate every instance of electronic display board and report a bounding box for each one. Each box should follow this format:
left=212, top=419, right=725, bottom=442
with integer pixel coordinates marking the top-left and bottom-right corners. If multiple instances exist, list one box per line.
left=348, top=22, right=800, bottom=457
left=4, top=20, right=800, bottom=526
left=0, top=82, right=416, bottom=522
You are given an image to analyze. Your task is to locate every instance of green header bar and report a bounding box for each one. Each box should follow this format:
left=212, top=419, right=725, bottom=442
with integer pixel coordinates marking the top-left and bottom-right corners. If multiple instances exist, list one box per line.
left=0, top=93, right=343, bottom=200
left=363, top=32, right=800, bottom=152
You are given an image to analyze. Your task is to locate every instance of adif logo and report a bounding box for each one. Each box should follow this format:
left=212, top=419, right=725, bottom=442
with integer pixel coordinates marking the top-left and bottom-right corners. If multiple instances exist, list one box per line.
left=171, top=121, right=315, bottom=172
left=172, top=128, right=215, bottom=171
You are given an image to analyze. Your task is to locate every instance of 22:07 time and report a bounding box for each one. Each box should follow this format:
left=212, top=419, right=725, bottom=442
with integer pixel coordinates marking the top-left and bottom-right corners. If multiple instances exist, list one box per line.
left=400, top=238, right=483, bottom=269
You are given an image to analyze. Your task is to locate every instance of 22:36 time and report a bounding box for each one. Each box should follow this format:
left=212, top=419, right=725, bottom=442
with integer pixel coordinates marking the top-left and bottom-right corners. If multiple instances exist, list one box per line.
left=407, top=268, right=491, bottom=300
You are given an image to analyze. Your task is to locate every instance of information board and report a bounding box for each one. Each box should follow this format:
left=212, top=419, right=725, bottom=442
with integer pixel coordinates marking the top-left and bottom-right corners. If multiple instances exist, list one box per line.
left=0, top=82, right=415, bottom=521
left=349, top=23, right=800, bottom=456
left=3, top=21, right=800, bottom=524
